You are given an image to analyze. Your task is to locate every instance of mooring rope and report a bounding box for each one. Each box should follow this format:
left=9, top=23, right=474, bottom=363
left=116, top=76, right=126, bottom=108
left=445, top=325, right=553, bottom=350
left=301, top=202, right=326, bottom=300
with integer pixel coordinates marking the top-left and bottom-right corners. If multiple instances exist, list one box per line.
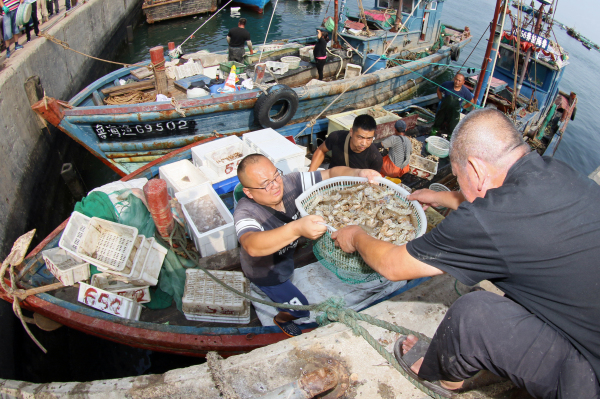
left=163, top=224, right=452, bottom=399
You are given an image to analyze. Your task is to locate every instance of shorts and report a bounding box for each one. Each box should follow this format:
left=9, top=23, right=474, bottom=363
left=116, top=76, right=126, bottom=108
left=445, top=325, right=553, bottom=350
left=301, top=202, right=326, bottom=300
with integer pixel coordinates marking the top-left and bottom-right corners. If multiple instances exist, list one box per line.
left=255, top=279, right=310, bottom=319
left=380, top=154, right=410, bottom=178
left=3, top=9, right=19, bottom=41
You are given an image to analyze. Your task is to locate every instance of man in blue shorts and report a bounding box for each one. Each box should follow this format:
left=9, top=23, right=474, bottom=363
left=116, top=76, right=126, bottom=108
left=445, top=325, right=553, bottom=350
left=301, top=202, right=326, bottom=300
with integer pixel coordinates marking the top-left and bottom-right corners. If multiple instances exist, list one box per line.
left=234, top=154, right=380, bottom=336
left=1, top=0, right=23, bottom=58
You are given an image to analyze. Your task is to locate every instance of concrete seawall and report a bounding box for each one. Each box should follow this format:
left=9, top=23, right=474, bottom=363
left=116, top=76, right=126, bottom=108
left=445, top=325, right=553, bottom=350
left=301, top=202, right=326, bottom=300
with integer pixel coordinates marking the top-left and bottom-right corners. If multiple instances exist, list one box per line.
left=0, top=0, right=143, bottom=258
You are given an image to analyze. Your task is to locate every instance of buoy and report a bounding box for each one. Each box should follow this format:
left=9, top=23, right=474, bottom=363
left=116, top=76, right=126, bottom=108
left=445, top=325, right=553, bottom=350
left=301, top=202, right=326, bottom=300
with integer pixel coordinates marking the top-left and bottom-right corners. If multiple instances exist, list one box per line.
left=223, top=65, right=237, bottom=92
left=143, top=179, right=174, bottom=238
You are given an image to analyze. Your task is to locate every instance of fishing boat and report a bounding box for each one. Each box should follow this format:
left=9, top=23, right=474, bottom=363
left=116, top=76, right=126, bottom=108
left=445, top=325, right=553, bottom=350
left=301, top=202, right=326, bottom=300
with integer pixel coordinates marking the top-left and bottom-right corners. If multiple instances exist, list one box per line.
left=231, top=0, right=271, bottom=13
left=142, top=0, right=218, bottom=23
left=32, top=0, right=471, bottom=177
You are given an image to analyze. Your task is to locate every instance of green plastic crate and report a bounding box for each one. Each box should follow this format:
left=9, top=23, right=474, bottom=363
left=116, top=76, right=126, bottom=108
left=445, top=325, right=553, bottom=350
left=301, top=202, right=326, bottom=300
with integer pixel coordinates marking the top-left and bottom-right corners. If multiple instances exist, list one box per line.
left=219, top=61, right=247, bottom=76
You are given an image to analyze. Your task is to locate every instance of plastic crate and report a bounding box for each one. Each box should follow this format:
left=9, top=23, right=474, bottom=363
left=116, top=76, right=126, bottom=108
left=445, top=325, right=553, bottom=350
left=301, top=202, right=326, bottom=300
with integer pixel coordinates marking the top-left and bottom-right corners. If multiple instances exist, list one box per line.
left=91, top=273, right=151, bottom=303
left=242, top=129, right=305, bottom=174
left=191, top=136, right=245, bottom=184
left=408, top=154, right=439, bottom=181
left=76, top=217, right=138, bottom=272
left=58, top=211, right=92, bottom=258
left=205, top=142, right=245, bottom=179
left=182, top=269, right=250, bottom=324
left=159, top=159, right=210, bottom=197
left=344, top=63, right=362, bottom=79
left=95, top=235, right=146, bottom=279
left=326, top=106, right=400, bottom=137
left=78, top=282, right=143, bottom=320
left=42, top=247, right=90, bottom=286
left=265, top=61, right=289, bottom=75
left=133, top=238, right=167, bottom=286
left=175, top=183, right=236, bottom=258
left=219, top=61, right=246, bottom=76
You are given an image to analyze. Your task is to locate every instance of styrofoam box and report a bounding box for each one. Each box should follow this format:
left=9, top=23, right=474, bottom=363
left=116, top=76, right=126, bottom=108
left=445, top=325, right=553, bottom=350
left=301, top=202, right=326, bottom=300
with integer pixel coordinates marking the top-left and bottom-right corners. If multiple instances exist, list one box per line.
left=58, top=211, right=92, bottom=258
left=191, top=136, right=245, bottom=184
left=95, top=235, right=145, bottom=279
left=42, top=247, right=90, bottom=286
left=78, top=282, right=143, bottom=321
left=76, top=217, right=138, bottom=272
left=182, top=269, right=250, bottom=324
left=175, top=182, right=237, bottom=258
left=344, top=63, right=362, bottom=79
left=159, top=159, right=210, bottom=197
left=205, top=142, right=245, bottom=179
left=242, top=128, right=305, bottom=174
left=91, top=273, right=151, bottom=303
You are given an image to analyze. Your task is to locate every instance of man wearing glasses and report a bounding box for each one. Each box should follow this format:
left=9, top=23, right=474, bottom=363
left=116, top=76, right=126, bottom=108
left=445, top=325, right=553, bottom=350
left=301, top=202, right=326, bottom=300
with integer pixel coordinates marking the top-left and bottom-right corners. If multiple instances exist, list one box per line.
left=308, top=114, right=383, bottom=172
left=234, top=154, right=380, bottom=337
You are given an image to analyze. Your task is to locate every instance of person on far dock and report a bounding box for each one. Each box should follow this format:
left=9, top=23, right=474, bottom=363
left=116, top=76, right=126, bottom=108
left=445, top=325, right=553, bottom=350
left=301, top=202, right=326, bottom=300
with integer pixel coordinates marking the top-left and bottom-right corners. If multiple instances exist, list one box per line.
left=1, top=0, right=24, bottom=58
left=227, top=17, right=253, bottom=63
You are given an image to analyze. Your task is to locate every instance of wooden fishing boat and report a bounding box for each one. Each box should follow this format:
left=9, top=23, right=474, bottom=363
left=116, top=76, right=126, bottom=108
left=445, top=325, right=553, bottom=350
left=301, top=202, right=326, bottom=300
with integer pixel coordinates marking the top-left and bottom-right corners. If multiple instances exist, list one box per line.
left=32, top=0, right=471, bottom=177
left=231, top=0, right=271, bottom=13
left=0, top=136, right=434, bottom=357
left=142, top=0, right=218, bottom=23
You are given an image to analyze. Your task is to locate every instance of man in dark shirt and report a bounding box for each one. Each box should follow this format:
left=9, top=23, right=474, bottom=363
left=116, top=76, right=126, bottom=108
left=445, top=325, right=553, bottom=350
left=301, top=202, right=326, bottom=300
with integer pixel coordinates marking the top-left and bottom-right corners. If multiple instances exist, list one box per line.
left=432, top=73, right=474, bottom=136
left=332, top=109, right=600, bottom=397
left=227, top=18, right=253, bottom=63
left=234, top=154, right=380, bottom=337
left=309, top=114, right=383, bottom=172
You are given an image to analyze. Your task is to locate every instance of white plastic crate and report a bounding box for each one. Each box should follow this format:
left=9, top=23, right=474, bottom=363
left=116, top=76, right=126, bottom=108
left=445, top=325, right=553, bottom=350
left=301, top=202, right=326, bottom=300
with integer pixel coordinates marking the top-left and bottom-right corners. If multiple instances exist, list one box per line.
left=175, top=183, right=237, bottom=257
left=265, top=61, right=289, bottom=75
left=58, top=211, right=91, bottom=258
left=76, top=217, right=138, bottom=272
left=408, top=154, right=439, bottom=181
left=182, top=269, right=250, bottom=324
left=95, top=235, right=145, bottom=279
left=242, top=129, right=305, bottom=174
left=106, top=238, right=166, bottom=287
left=91, top=273, right=151, bottom=303
left=205, top=142, right=245, bottom=179
left=159, top=159, right=210, bottom=197
left=42, top=247, right=90, bottom=286
left=344, top=63, right=362, bottom=79
left=78, top=282, right=143, bottom=320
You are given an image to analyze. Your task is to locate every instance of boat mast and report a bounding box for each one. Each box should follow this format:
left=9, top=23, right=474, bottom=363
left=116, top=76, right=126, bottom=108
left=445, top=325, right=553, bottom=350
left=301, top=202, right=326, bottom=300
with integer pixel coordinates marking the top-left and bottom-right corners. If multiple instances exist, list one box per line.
left=472, top=0, right=503, bottom=104
left=333, top=0, right=342, bottom=48
left=514, top=1, right=547, bottom=99
left=482, top=0, right=510, bottom=107
left=391, top=0, right=404, bottom=33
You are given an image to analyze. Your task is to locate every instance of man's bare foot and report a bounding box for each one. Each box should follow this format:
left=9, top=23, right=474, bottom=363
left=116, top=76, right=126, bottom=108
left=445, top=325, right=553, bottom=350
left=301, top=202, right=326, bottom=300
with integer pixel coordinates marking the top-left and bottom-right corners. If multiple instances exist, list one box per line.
left=401, top=334, right=464, bottom=390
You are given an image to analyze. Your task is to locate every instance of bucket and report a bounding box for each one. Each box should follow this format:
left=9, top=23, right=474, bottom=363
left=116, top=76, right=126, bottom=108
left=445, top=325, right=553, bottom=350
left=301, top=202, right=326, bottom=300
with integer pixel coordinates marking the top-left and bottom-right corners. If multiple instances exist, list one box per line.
left=364, top=54, right=386, bottom=74
left=16, top=2, right=32, bottom=26
left=233, top=183, right=247, bottom=209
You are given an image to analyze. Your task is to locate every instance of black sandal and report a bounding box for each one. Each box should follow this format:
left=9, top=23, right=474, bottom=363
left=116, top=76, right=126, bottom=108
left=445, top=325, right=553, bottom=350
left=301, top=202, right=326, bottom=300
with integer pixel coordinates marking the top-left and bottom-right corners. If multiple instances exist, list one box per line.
left=273, top=317, right=302, bottom=337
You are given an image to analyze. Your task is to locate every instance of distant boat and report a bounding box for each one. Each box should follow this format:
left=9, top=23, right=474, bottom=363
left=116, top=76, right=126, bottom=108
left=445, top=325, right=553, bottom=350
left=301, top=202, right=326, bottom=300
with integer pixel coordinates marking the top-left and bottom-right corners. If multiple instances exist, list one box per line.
left=231, top=0, right=271, bottom=13
left=566, top=27, right=579, bottom=39
left=582, top=41, right=592, bottom=50
left=142, top=0, right=218, bottom=23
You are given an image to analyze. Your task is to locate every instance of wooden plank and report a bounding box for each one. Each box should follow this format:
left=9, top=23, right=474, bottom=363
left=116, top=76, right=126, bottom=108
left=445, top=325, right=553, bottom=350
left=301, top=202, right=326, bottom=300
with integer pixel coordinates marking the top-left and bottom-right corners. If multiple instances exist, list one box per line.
left=101, top=79, right=156, bottom=96
left=131, top=67, right=154, bottom=80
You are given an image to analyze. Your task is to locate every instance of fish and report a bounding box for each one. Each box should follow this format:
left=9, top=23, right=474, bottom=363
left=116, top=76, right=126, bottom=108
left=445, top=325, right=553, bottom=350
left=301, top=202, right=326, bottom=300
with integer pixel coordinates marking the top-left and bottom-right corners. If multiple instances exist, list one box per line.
left=306, top=183, right=418, bottom=245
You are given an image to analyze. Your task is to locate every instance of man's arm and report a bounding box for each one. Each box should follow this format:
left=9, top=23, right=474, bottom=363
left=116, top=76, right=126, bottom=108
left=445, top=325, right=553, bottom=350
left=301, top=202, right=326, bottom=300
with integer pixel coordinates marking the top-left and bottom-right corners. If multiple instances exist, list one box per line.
left=308, top=142, right=329, bottom=171
left=408, top=189, right=466, bottom=211
left=226, top=36, right=231, bottom=44
left=332, top=226, right=443, bottom=281
left=437, top=86, right=443, bottom=100
left=320, top=166, right=381, bottom=182
left=247, top=40, right=253, bottom=55
left=239, top=215, right=326, bottom=257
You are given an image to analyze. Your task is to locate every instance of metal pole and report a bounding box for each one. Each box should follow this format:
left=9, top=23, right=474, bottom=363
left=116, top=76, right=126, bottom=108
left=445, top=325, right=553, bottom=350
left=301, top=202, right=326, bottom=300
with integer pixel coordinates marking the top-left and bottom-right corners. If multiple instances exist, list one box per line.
left=391, top=0, right=403, bottom=32
left=333, top=0, right=341, bottom=48
left=482, top=0, right=510, bottom=107
left=472, top=0, right=503, bottom=104
left=514, top=3, right=545, bottom=98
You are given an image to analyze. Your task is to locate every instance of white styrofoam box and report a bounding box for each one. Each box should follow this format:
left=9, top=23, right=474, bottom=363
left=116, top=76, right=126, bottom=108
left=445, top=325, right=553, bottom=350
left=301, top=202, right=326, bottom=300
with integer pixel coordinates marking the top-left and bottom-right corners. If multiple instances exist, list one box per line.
left=265, top=61, right=289, bottom=75
left=296, top=145, right=308, bottom=156
left=76, top=217, right=138, bottom=272
left=91, top=273, right=151, bottom=303
left=242, top=129, right=305, bottom=174
left=175, top=183, right=237, bottom=258
left=95, top=235, right=146, bottom=279
left=58, top=211, right=91, bottom=258
left=191, top=135, right=244, bottom=168
left=42, top=247, right=90, bottom=286
left=299, top=45, right=315, bottom=62
left=205, top=141, right=245, bottom=179
left=344, top=63, right=362, bottom=79
left=182, top=269, right=250, bottom=324
left=159, top=159, right=210, bottom=197
left=78, top=282, right=143, bottom=320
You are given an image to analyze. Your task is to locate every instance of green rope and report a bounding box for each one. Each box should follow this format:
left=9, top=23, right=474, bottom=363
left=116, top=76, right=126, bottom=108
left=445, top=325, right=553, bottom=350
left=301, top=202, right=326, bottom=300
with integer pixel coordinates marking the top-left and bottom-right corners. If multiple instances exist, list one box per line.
left=162, top=224, right=450, bottom=398
left=393, top=59, right=483, bottom=71
left=383, top=55, right=481, bottom=109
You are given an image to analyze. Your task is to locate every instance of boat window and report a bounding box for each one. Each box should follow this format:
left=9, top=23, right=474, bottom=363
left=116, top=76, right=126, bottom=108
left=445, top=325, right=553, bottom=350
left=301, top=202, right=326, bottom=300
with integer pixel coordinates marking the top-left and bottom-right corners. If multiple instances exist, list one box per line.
left=497, top=47, right=515, bottom=72
left=377, top=0, right=389, bottom=8
left=427, top=1, right=437, bottom=10
left=402, top=0, right=413, bottom=14
left=528, top=61, right=549, bottom=87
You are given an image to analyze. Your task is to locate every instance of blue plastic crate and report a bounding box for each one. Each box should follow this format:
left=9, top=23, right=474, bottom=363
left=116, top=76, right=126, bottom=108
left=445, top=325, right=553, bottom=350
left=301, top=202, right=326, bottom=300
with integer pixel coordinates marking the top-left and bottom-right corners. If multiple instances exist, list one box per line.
left=212, top=176, right=240, bottom=195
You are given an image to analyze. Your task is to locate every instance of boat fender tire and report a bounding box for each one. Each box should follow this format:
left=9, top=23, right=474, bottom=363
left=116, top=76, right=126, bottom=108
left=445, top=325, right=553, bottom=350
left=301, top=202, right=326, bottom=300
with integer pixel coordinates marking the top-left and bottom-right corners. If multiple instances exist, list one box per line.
left=451, top=46, right=460, bottom=62
left=255, top=85, right=299, bottom=129
left=571, top=106, right=577, bottom=121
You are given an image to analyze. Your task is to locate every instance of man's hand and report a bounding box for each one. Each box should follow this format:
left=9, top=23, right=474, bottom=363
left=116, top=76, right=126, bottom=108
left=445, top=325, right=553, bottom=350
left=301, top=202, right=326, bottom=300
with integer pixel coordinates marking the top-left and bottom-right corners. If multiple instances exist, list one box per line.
left=331, top=225, right=367, bottom=253
left=408, top=189, right=441, bottom=210
left=357, top=169, right=381, bottom=183
left=2, top=5, right=9, bottom=13
left=293, top=215, right=327, bottom=240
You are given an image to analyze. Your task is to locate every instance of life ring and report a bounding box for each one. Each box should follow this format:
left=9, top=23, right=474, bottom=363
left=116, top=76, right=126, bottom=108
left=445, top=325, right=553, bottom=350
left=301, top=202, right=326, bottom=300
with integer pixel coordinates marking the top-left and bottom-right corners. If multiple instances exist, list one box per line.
left=255, top=85, right=299, bottom=129
left=451, top=46, right=460, bottom=62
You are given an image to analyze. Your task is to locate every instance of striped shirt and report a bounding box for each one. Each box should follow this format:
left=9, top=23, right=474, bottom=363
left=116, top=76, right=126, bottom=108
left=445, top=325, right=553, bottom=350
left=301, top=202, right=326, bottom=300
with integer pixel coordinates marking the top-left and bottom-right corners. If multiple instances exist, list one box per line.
left=4, top=0, right=20, bottom=12
left=381, top=135, right=412, bottom=169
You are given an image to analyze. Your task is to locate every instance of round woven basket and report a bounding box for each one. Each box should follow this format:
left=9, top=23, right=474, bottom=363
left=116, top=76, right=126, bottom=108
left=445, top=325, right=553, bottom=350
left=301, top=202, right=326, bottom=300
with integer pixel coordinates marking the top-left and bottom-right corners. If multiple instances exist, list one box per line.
left=280, top=56, right=301, bottom=69
left=426, top=136, right=450, bottom=158
left=296, top=177, right=426, bottom=284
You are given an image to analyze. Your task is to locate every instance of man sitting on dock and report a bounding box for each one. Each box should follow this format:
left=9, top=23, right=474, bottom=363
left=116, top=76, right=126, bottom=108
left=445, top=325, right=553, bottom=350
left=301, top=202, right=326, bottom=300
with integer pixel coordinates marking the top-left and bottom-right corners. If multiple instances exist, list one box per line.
left=333, top=108, right=600, bottom=397
left=308, top=114, right=383, bottom=172
left=432, top=73, right=473, bottom=136
left=234, top=154, right=380, bottom=337
left=227, top=18, right=253, bottom=63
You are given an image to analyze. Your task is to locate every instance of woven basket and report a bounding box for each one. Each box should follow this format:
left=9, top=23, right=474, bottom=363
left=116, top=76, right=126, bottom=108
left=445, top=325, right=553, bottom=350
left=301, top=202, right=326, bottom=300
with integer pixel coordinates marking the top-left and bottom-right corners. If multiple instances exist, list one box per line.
left=296, top=177, right=426, bottom=284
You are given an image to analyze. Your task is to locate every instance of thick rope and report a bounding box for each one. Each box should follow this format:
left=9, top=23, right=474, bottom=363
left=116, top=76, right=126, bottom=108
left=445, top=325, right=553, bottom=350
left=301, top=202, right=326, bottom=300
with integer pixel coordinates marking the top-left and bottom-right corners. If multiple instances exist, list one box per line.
left=164, top=224, right=451, bottom=398
left=104, top=91, right=155, bottom=105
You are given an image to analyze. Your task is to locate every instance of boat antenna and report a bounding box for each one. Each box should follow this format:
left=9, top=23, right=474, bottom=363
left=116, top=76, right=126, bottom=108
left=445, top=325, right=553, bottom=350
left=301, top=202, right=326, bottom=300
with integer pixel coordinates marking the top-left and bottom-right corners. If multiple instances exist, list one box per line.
left=258, top=0, right=280, bottom=63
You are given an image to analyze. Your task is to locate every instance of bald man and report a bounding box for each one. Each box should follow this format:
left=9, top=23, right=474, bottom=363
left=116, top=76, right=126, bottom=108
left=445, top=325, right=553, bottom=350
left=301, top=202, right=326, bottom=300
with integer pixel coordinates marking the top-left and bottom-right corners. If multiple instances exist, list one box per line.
left=233, top=154, right=380, bottom=337
left=333, top=109, right=600, bottom=397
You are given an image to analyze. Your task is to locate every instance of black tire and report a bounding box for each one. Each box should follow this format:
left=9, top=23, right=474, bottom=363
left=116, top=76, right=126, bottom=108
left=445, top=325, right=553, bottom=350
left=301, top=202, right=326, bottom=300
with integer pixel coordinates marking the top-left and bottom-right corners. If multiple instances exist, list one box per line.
left=255, top=85, right=299, bottom=129
left=451, top=46, right=460, bottom=62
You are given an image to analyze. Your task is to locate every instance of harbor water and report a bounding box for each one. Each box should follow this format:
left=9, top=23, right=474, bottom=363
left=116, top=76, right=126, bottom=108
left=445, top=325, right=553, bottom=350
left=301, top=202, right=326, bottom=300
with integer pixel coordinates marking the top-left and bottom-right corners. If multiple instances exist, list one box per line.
left=3, top=0, right=600, bottom=384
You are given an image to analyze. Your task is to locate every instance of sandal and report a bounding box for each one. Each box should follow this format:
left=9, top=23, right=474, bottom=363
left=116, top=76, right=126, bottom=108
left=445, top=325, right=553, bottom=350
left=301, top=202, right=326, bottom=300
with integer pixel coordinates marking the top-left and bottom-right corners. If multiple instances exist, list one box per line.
left=273, top=317, right=302, bottom=337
